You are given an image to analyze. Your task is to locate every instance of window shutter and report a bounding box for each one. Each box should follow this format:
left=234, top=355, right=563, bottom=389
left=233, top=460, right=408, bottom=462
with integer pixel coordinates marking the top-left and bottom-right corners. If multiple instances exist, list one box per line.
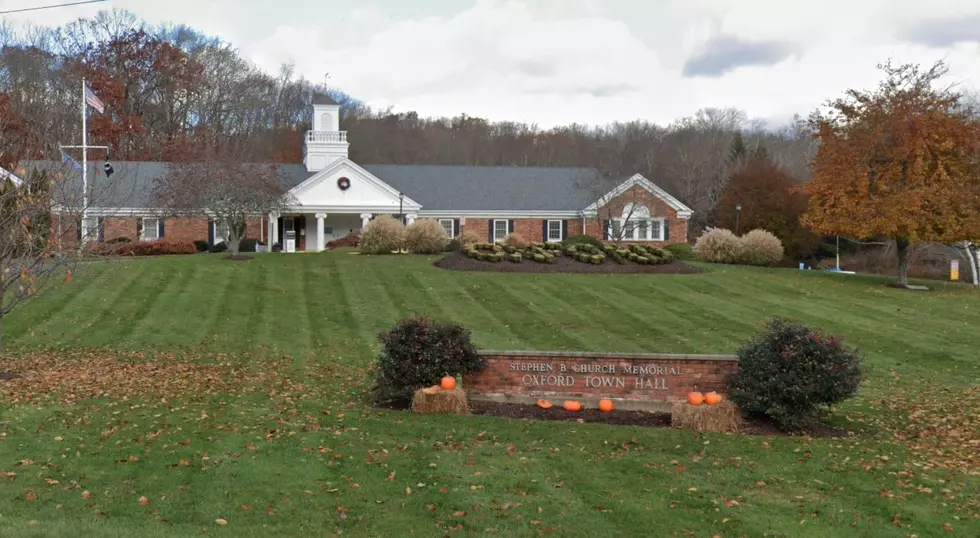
left=136, top=219, right=143, bottom=241
left=488, top=220, right=494, bottom=242
left=76, top=219, right=82, bottom=242
left=508, top=219, right=515, bottom=235
left=542, top=220, right=548, bottom=241
left=97, top=217, right=105, bottom=242
left=663, top=220, right=670, bottom=242
left=277, top=217, right=284, bottom=246
left=562, top=220, right=569, bottom=240
left=208, top=219, right=215, bottom=245
left=602, top=220, right=609, bottom=240
left=453, top=218, right=460, bottom=238
left=159, top=218, right=165, bottom=238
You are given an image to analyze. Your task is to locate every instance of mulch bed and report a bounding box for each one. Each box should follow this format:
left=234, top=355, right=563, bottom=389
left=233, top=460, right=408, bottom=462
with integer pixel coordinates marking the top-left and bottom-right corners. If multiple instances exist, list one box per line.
left=468, top=401, right=852, bottom=437
left=434, top=251, right=704, bottom=274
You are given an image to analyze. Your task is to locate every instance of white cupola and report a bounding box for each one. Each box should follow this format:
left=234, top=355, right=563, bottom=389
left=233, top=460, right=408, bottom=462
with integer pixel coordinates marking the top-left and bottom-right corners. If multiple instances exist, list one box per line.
left=304, top=92, right=349, bottom=172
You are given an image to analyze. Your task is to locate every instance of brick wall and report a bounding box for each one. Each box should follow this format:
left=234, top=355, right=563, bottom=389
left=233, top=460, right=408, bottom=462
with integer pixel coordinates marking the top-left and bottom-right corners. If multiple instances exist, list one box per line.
left=458, top=218, right=573, bottom=244
left=51, top=215, right=267, bottom=247
left=464, top=350, right=737, bottom=411
left=590, top=185, right=689, bottom=246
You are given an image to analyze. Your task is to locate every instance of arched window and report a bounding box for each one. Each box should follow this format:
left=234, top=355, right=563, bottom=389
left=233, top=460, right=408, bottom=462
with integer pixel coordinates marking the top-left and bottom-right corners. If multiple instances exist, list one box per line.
left=608, top=202, right=666, bottom=241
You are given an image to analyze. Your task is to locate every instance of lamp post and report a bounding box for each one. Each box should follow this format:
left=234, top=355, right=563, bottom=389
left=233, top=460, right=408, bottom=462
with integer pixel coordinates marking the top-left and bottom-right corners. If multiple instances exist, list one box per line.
left=734, top=203, right=742, bottom=234
left=399, top=192, right=404, bottom=225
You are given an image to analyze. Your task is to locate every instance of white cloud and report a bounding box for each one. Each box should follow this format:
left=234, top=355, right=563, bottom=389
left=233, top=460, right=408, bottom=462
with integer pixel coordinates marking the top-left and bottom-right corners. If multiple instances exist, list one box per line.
left=6, top=0, right=980, bottom=128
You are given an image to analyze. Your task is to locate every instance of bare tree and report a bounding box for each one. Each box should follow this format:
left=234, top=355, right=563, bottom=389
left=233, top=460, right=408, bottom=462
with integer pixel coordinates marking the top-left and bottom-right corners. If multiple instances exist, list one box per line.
left=151, top=146, right=293, bottom=256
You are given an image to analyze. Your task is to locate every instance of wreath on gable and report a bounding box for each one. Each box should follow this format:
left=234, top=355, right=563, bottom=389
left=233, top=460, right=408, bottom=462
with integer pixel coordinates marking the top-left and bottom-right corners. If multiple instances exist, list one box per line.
left=337, top=177, right=351, bottom=191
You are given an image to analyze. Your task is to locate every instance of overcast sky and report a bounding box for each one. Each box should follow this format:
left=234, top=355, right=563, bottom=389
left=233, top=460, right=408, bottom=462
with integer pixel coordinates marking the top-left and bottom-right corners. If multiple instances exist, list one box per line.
left=5, top=0, right=980, bottom=127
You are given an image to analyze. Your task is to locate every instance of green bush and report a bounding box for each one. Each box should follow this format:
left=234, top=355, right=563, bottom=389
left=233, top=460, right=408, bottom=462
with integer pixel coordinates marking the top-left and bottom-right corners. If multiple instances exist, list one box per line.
left=590, top=254, right=604, bottom=264
left=465, top=248, right=479, bottom=259
left=209, top=241, right=228, bottom=254
left=562, top=234, right=603, bottom=251
left=544, top=243, right=562, bottom=251
left=107, top=236, right=133, bottom=245
left=566, top=245, right=578, bottom=255
left=489, top=253, right=504, bottom=262
left=372, top=316, right=483, bottom=406
left=636, top=255, right=650, bottom=264
left=193, top=239, right=210, bottom=252
left=533, top=253, right=545, bottom=263
left=509, top=253, right=522, bottom=263
left=543, top=253, right=555, bottom=264
left=360, top=215, right=405, bottom=254
left=628, top=252, right=639, bottom=262
left=665, top=243, right=695, bottom=260
left=239, top=238, right=262, bottom=252
left=445, top=239, right=461, bottom=252
left=728, top=319, right=862, bottom=433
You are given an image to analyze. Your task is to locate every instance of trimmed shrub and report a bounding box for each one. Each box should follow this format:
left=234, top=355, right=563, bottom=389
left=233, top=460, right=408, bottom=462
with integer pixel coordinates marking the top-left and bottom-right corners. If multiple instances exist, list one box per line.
left=728, top=319, right=862, bottom=433
left=489, top=253, right=504, bottom=262
left=693, top=227, right=743, bottom=263
left=666, top=243, right=695, bottom=261
left=444, top=238, right=460, bottom=252
left=372, top=316, right=483, bottom=406
left=533, top=253, right=545, bottom=263
left=460, top=229, right=483, bottom=249
left=741, top=229, right=785, bottom=266
left=209, top=241, right=228, bottom=254
left=193, top=239, right=210, bottom=252
left=636, top=256, right=650, bottom=264
left=93, top=239, right=197, bottom=256
left=107, top=236, right=133, bottom=245
left=508, top=253, right=522, bottom=263
left=360, top=215, right=405, bottom=254
left=405, top=218, right=448, bottom=254
left=328, top=232, right=360, bottom=249
left=544, top=243, right=562, bottom=251
left=562, top=234, right=603, bottom=250
left=239, top=238, right=263, bottom=252
left=628, top=252, right=640, bottom=262
left=502, top=233, right=526, bottom=249
left=543, top=253, right=555, bottom=264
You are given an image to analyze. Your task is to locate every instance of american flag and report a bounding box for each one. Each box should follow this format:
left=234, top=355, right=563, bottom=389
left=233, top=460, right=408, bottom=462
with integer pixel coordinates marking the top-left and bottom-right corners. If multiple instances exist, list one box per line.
left=84, top=84, right=104, bottom=113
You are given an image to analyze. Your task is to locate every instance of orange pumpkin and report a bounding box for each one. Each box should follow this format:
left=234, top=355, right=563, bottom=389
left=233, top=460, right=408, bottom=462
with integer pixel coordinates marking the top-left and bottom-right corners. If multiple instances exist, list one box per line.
left=537, top=399, right=553, bottom=409
left=440, top=376, right=456, bottom=390
left=687, top=391, right=704, bottom=405
left=563, top=400, right=582, bottom=412
left=704, top=392, right=722, bottom=405
left=598, top=399, right=614, bottom=413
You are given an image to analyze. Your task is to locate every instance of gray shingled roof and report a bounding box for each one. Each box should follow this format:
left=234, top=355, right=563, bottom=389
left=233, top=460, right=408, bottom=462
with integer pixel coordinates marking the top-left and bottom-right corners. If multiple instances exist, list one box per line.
left=363, top=165, right=609, bottom=211
left=19, top=160, right=615, bottom=212
left=312, top=93, right=340, bottom=106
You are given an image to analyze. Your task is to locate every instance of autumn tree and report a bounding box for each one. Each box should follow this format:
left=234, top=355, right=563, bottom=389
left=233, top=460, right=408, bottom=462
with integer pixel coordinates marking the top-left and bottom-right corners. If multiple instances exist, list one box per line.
left=714, top=147, right=821, bottom=261
left=803, top=61, right=980, bottom=286
left=151, top=144, right=292, bottom=256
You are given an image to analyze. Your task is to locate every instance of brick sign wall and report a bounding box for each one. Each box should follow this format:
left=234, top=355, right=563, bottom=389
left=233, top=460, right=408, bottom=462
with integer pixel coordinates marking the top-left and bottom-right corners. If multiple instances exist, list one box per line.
left=465, top=351, right=738, bottom=412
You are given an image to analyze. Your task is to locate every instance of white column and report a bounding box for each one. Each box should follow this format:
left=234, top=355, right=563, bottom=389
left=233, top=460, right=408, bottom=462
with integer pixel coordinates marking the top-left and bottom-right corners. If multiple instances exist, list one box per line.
left=360, top=213, right=372, bottom=229
left=269, top=213, right=278, bottom=247
left=406, top=213, right=417, bottom=226
left=315, top=212, right=326, bottom=251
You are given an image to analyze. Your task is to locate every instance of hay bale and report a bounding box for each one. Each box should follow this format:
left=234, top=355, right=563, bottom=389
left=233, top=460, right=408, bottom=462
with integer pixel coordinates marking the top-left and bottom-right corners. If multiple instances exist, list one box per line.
left=411, top=387, right=470, bottom=415
left=671, top=400, right=740, bottom=433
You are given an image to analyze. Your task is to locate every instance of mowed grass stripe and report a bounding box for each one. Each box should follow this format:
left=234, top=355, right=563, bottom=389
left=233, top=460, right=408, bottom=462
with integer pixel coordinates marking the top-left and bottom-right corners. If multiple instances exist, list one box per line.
left=334, top=255, right=400, bottom=352
left=50, top=261, right=149, bottom=347
left=127, top=258, right=202, bottom=345
left=3, top=265, right=106, bottom=345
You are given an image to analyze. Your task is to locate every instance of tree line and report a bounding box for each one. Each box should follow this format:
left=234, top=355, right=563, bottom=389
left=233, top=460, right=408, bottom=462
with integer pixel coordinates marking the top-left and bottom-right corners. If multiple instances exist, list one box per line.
left=1, top=9, right=815, bottom=231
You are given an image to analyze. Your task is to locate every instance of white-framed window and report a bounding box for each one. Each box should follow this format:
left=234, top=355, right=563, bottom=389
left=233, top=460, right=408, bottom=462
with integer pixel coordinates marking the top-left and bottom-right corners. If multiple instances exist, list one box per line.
left=439, top=218, right=455, bottom=238
left=493, top=219, right=509, bottom=242
left=606, top=203, right=665, bottom=241
left=546, top=220, right=563, bottom=242
left=81, top=216, right=99, bottom=243
left=141, top=218, right=161, bottom=241
left=213, top=220, right=230, bottom=244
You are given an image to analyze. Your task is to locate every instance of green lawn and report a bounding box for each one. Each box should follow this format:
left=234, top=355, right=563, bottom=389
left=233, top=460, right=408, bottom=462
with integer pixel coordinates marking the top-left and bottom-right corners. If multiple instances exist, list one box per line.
left=1, top=252, right=977, bottom=537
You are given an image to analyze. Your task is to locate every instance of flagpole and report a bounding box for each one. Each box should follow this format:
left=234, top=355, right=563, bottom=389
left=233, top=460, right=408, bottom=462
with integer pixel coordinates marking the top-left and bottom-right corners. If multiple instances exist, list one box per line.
left=81, top=77, right=88, bottom=243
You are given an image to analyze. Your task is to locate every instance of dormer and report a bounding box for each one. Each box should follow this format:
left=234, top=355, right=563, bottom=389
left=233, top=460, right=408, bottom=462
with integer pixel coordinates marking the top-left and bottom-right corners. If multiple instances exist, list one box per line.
left=304, top=92, right=349, bottom=172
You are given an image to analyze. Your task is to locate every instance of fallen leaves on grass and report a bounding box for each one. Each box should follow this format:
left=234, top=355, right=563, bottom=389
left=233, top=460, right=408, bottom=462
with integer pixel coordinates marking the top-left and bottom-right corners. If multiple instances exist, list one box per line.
left=0, top=350, right=292, bottom=405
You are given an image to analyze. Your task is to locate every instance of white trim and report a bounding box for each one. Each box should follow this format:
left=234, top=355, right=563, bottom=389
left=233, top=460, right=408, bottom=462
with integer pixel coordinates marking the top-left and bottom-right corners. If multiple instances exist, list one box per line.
left=419, top=209, right=581, bottom=218
left=1, top=166, right=24, bottom=186
left=286, top=157, right=422, bottom=211
left=584, top=173, right=693, bottom=219
left=546, top=219, right=563, bottom=242
left=438, top=218, right=455, bottom=239
left=607, top=217, right=665, bottom=242
left=492, top=219, right=510, bottom=242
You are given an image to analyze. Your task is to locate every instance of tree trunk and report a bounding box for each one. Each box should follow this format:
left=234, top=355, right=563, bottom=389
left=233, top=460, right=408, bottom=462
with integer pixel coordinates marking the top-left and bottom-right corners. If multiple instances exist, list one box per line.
left=963, top=242, right=979, bottom=286
left=895, top=237, right=911, bottom=286
left=225, top=218, right=240, bottom=256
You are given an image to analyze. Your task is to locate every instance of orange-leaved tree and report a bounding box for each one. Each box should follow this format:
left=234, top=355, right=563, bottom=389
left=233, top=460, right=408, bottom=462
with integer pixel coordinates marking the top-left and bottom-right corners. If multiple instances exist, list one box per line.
left=803, top=61, right=980, bottom=285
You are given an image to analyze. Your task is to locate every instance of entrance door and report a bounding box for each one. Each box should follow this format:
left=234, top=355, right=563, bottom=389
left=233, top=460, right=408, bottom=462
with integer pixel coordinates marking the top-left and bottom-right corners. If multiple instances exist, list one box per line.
left=284, top=217, right=296, bottom=252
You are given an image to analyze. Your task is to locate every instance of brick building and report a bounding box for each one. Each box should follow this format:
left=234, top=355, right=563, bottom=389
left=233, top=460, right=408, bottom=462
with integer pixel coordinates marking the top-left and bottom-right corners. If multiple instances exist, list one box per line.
left=18, top=94, right=692, bottom=250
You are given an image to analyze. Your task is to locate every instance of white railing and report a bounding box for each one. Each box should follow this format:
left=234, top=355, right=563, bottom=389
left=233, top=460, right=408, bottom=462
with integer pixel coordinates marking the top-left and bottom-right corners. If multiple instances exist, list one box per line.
left=306, top=131, right=347, bottom=143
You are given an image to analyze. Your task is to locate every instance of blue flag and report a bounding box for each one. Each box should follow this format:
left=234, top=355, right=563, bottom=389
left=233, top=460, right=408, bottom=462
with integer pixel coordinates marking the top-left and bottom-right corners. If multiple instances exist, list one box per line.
left=61, top=150, right=82, bottom=172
